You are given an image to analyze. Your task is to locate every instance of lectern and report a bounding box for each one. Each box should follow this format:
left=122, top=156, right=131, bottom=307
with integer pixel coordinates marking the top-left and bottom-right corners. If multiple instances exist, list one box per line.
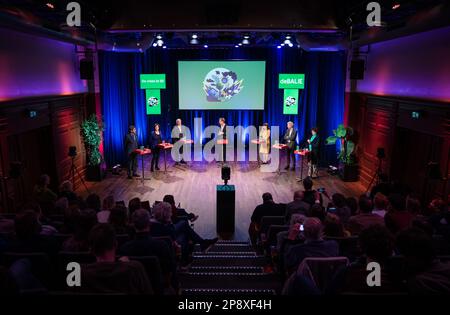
left=216, top=185, right=235, bottom=237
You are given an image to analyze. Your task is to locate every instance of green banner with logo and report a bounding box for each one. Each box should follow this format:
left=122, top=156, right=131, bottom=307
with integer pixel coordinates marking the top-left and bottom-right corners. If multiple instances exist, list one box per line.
left=140, top=74, right=166, bottom=89
left=279, top=73, right=305, bottom=115
left=140, top=74, right=166, bottom=115
left=145, top=89, right=161, bottom=115
left=283, top=89, right=299, bottom=115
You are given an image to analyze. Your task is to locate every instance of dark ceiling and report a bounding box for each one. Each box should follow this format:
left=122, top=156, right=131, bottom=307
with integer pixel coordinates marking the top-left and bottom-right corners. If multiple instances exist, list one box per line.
left=0, top=0, right=449, bottom=51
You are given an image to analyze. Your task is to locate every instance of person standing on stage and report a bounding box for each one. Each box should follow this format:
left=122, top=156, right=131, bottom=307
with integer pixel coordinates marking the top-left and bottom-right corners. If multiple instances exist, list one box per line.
left=218, top=117, right=227, bottom=163
left=150, top=123, right=162, bottom=172
left=259, top=123, right=271, bottom=164
left=307, top=127, right=320, bottom=178
left=283, top=121, right=297, bottom=171
left=172, top=118, right=187, bottom=165
left=124, top=125, right=139, bottom=179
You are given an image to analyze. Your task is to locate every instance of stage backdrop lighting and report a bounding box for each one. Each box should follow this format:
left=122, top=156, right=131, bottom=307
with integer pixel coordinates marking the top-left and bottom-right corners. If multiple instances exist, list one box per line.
left=178, top=60, right=266, bottom=110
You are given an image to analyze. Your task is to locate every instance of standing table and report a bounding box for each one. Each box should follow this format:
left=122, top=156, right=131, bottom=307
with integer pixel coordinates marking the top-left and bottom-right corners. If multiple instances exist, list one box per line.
left=272, top=143, right=288, bottom=175
left=250, top=139, right=263, bottom=167
left=157, top=142, right=174, bottom=173
left=294, top=149, right=310, bottom=181
left=134, top=148, right=152, bottom=183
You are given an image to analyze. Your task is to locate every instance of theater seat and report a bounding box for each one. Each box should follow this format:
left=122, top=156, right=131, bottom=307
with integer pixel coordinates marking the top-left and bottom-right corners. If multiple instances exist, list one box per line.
left=128, top=256, right=164, bottom=295
left=2, top=252, right=53, bottom=288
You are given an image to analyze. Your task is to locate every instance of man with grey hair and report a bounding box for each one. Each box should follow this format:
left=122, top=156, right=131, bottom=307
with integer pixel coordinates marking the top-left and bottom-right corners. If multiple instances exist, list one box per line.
left=285, top=190, right=311, bottom=223
left=119, top=209, right=176, bottom=291
left=283, top=121, right=297, bottom=171
left=284, top=217, right=339, bottom=272
left=172, top=118, right=187, bottom=165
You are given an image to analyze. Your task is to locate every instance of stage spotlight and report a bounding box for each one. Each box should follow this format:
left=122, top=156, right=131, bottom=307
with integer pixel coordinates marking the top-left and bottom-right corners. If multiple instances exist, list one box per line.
left=203, top=44, right=208, bottom=48
left=136, top=42, right=140, bottom=46
left=285, top=35, right=291, bottom=39
left=238, top=43, right=242, bottom=46
left=243, top=35, right=250, bottom=39
left=156, top=39, right=164, bottom=46
left=152, top=42, right=157, bottom=47
left=280, top=43, right=285, bottom=46
left=192, top=34, right=198, bottom=39
left=288, top=43, right=294, bottom=47
left=156, top=34, right=163, bottom=39
left=46, top=3, right=55, bottom=9
left=235, top=45, right=239, bottom=48
left=162, top=45, right=167, bottom=49
left=284, top=39, right=292, bottom=45
left=242, top=38, right=250, bottom=45
left=277, top=45, right=281, bottom=49
left=190, top=38, right=199, bottom=45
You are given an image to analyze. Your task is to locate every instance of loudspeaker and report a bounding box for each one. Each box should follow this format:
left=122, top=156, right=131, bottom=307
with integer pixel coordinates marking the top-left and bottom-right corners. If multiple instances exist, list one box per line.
left=221, top=164, right=230, bottom=184
left=80, top=59, right=94, bottom=80
left=68, top=146, right=77, bottom=157
left=216, top=185, right=235, bottom=237
left=350, top=59, right=365, bottom=80
left=376, top=147, right=385, bottom=159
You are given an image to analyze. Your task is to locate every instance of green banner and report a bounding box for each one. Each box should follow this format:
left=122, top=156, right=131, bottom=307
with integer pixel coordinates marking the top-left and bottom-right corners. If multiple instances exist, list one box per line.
left=145, top=89, right=161, bottom=115
left=140, top=74, right=166, bottom=89
left=279, top=74, right=305, bottom=89
left=283, top=89, right=299, bottom=115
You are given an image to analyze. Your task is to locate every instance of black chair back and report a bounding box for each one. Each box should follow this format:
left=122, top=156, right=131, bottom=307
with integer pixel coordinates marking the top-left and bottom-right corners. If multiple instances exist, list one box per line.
left=128, top=256, right=164, bottom=295
left=259, top=216, right=285, bottom=235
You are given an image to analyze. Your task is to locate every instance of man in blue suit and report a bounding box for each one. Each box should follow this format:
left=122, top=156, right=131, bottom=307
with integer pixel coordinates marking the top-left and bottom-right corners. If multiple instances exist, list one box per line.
left=124, top=125, right=139, bottom=179
left=283, top=121, right=297, bottom=171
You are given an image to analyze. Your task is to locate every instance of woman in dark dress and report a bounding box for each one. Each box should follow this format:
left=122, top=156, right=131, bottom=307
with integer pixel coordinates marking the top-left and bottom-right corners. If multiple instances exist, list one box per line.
left=150, top=123, right=163, bottom=172
left=307, top=127, right=320, bottom=178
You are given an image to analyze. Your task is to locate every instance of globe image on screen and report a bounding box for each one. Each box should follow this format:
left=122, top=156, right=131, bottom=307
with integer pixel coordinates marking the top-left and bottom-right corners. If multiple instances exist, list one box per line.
left=147, top=96, right=159, bottom=107
left=203, top=68, right=244, bottom=102
left=285, top=96, right=296, bottom=107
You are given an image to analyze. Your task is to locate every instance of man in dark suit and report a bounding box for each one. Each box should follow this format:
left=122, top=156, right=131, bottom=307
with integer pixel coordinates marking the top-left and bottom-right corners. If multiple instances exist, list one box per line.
left=283, top=121, right=297, bottom=171
left=284, top=217, right=339, bottom=272
left=124, top=125, right=139, bottom=179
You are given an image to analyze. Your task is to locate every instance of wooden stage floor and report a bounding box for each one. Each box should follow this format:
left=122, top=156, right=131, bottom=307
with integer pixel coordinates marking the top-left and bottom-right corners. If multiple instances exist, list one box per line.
left=79, top=159, right=365, bottom=241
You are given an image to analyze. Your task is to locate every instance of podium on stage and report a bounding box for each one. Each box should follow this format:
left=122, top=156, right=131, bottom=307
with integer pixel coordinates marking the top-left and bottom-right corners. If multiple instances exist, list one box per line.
left=216, top=184, right=235, bottom=238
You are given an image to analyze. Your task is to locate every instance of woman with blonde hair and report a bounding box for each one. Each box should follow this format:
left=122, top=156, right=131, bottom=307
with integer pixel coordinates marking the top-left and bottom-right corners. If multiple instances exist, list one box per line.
left=259, top=123, right=271, bottom=164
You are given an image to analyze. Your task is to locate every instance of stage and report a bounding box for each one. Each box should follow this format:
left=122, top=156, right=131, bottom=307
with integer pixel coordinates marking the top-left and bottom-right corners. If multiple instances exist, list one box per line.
left=78, top=158, right=365, bottom=241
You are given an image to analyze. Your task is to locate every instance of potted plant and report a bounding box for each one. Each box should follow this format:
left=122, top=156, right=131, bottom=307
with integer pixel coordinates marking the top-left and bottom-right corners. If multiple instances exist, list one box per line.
left=325, top=124, right=358, bottom=182
left=81, top=114, right=104, bottom=181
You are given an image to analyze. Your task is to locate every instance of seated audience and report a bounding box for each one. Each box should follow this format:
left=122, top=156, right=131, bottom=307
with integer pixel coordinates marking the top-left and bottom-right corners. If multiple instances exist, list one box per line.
left=119, top=209, right=177, bottom=289
left=163, top=194, right=198, bottom=223
left=384, top=193, right=414, bottom=234
left=128, top=197, right=142, bottom=217
left=308, top=203, right=326, bottom=222
left=373, top=192, right=388, bottom=218
left=62, top=209, right=98, bottom=252
left=277, top=214, right=307, bottom=254
left=323, top=213, right=349, bottom=238
left=58, top=180, right=78, bottom=203
left=21, top=202, right=57, bottom=236
left=32, top=174, right=57, bottom=216
left=301, top=178, right=321, bottom=206
left=85, top=193, right=101, bottom=213
left=284, top=217, right=339, bottom=272
left=97, top=195, right=115, bottom=223
left=347, top=195, right=384, bottom=235
left=249, top=193, right=284, bottom=246
left=285, top=190, right=310, bottom=223
left=108, top=205, right=132, bottom=236
left=7, top=211, right=58, bottom=257
left=54, top=197, right=69, bottom=215
left=329, top=193, right=351, bottom=225
left=78, top=223, right=152, bottom=294
left=151, top=202, right=218, bottom=265
left=329, top=225, right=400, bottom=294
left=396, top=227, right=450, bottom=294
left=346, top=197, right=358, bottom=216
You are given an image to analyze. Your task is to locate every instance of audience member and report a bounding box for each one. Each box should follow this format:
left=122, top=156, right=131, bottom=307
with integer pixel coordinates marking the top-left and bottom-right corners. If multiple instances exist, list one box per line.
left=128, top=197, right=142, bottom=217
left=330, top=193, right=351, bottom=225
left=85, top=193, right=101, bottom=213
left=249, top=193, right=284, bottom=246
left=346, top=197, right=358, bottom=216
left=330, top=225, right=399, bottom=294
left=62, top=209, right=98, bottom=252
left=163, top=194, right=198, bottom=223
left=108, top=205, right=132, bottom=236
left=347, top=195, right=384, bottom=235
left=285, top=217, right=339, bottom=272
left=301, top=178, right=321, bottom=206
left=58, top=180, right=78, bottom=203
left=373, top=192, right=388, bottom=218
left=385, top=193, right=414, bottom=234
left=97, top=195, right=114, bottom=223
left=78, top=223, right=152, bottom=294
left=323, top=213, right=349, bottom=238
left=285, top=190, right=310, bottom=223
left=119, top=209, right=177, bottom=289
left=308, top=203, right=326, bottom=222
left=32, top=174, right=57, bottom=216
left=396, top=227, right=450, bottom=294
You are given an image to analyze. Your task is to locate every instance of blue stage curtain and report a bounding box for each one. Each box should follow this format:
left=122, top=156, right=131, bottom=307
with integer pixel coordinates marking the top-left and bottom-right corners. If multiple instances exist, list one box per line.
left=99, top=48, right=346, bottom=166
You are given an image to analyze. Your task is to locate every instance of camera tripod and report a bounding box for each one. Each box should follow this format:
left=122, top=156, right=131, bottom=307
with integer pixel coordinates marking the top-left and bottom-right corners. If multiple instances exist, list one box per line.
left=365, top=156, right=383, bottom=194
left=70, top=156, right=90, bottom=194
